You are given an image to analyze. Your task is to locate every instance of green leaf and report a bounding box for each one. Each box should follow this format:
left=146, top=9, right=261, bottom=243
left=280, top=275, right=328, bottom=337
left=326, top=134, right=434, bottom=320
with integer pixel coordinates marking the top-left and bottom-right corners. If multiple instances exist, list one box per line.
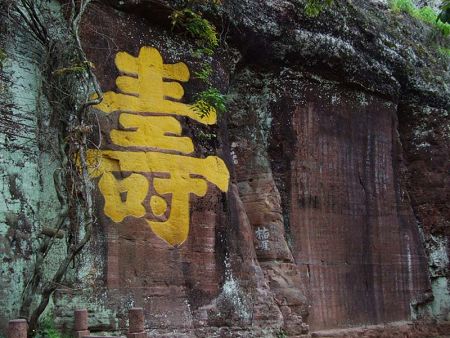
left=169, top=9, right=219, bottom=50
left=193, top=88, right=227, bottom=118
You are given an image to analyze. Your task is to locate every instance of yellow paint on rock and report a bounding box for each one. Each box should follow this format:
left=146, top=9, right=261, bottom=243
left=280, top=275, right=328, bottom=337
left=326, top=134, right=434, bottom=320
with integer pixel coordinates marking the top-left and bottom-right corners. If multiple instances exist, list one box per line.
left=95, top=46, right=216, bottom=124
left=86, top=150, right=229, bottom=192
left=89, top=46, right=229, bottom=246
left=110, top=113, right=194, bottom=154
left=150, top=195, right=167, bottom=217
left=149, top=175, right=208, bottom=246
left=98, top=172, right=148, bottom=222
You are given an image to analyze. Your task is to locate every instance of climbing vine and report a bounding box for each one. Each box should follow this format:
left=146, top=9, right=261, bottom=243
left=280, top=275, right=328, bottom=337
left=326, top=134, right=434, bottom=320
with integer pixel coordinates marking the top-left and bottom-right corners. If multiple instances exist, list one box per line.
left=4, top=0, right=102, bottom=334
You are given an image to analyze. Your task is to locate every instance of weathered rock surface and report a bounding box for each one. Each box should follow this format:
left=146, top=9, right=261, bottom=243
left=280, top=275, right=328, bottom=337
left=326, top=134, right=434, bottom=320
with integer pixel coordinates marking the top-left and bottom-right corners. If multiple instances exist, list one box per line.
left=0, top=0, right=449, bottom=337
left=311, top=320, right=450, bottom=337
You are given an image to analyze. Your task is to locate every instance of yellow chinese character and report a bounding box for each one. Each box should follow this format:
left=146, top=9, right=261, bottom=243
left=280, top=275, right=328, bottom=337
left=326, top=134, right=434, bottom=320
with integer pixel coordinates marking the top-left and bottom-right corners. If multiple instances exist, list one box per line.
left=111, top=113, right=194, bottom=154
left=88, top=46, right=229, bottom=246
left=98, top=172, right=148, bottom=222
left=87, top=150, right=229, bottom=246
left=95, top=46, right=216, bottom=125
left=149, top=175, right=208, bottom=246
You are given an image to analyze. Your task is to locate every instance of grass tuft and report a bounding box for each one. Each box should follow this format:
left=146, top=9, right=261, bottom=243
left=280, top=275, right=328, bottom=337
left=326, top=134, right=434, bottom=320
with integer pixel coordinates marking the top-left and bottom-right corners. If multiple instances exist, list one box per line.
left=390, top=0, right=450, bottom=36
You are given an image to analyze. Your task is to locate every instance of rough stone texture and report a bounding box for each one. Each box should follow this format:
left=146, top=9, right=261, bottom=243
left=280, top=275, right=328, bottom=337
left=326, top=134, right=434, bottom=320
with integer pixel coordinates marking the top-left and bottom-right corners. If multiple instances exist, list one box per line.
left=0, top=3, right=68, bottom=330
left=0, top=0, right=449, bottom=337
left=311, top=320, right=450, bottom=337
left=228, top=67, right=432, bottom=330
left=398, top=103, right=450, bottom=320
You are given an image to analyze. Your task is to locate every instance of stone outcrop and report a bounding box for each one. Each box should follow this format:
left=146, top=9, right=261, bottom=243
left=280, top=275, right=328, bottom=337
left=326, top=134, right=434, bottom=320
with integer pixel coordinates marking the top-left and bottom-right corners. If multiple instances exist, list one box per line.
left=0, top=0, right=449, bottom=337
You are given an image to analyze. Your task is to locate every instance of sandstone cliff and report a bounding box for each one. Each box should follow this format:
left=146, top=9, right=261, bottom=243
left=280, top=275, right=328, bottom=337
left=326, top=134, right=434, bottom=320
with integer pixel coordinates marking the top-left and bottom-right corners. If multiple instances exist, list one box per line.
left=0, top=0, right=449, bottom=337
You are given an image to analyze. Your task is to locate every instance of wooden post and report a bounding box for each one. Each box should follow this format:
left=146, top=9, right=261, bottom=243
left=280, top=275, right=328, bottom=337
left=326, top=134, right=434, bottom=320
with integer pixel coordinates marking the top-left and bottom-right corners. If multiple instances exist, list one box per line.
left=8, top=319, right=28, bottom=338
left=73, top=309, right=90, bottom=338
left=127, top=308, right=146, bottom=338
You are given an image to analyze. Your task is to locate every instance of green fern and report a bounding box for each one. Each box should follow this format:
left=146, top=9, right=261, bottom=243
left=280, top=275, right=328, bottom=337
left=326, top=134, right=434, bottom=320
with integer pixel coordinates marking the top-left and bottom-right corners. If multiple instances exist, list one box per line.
left=170, top=9, right=218, bottom=50
left=194, top=64, right=213, bottom=84
left=197, top=130, right=217, bottom=141
left=276, top=329, right=288, bottom=338
left=193, top=88, right=226, bottom=118
left=169, top=7, right=224, bottom=120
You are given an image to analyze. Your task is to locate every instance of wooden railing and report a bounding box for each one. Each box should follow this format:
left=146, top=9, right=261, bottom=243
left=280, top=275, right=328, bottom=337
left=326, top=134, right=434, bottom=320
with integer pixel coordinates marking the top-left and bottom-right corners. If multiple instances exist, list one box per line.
left=7, top=308, right=147, bottom=338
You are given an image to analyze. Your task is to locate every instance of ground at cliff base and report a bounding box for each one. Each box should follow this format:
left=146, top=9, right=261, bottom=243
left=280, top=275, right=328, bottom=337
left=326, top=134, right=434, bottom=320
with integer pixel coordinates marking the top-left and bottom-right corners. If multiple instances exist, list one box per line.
left=310, top=320, right=450, bottom=337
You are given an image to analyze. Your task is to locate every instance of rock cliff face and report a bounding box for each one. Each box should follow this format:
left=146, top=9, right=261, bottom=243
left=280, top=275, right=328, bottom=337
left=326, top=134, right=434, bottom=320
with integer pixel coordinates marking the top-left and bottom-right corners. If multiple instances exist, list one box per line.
left=0, top=0, right=449, bottom=337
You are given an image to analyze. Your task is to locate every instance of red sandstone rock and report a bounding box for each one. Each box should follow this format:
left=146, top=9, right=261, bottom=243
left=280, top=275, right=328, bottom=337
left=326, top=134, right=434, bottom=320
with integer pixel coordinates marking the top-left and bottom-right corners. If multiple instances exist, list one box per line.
left=271, top=83, right=430, bottom=330
left=237, top=173, right=293, bottom=262
left=1, top=0, right=449, bottom=336
left=45, top=3, right=436, bottom=336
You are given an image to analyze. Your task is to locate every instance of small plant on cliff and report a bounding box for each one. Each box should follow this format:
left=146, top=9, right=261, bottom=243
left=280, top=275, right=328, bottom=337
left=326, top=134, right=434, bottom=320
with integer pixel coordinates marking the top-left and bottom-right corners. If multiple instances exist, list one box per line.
left=276, top=329, right=288, bottom=338
left=304, top=0, right=334, bottom=17
left=438, top=46, right=450, bottom=57
left=193, top=87, right=226, bottom=118
left=193, top=63, right=213, bottom=83
left=390, top=0, right=450, bottom=36
left=196, top=130, right=217, bottom=141
left=170, top=8, right=218, bottom=54
left=170, top=6, right=227, bottom=118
